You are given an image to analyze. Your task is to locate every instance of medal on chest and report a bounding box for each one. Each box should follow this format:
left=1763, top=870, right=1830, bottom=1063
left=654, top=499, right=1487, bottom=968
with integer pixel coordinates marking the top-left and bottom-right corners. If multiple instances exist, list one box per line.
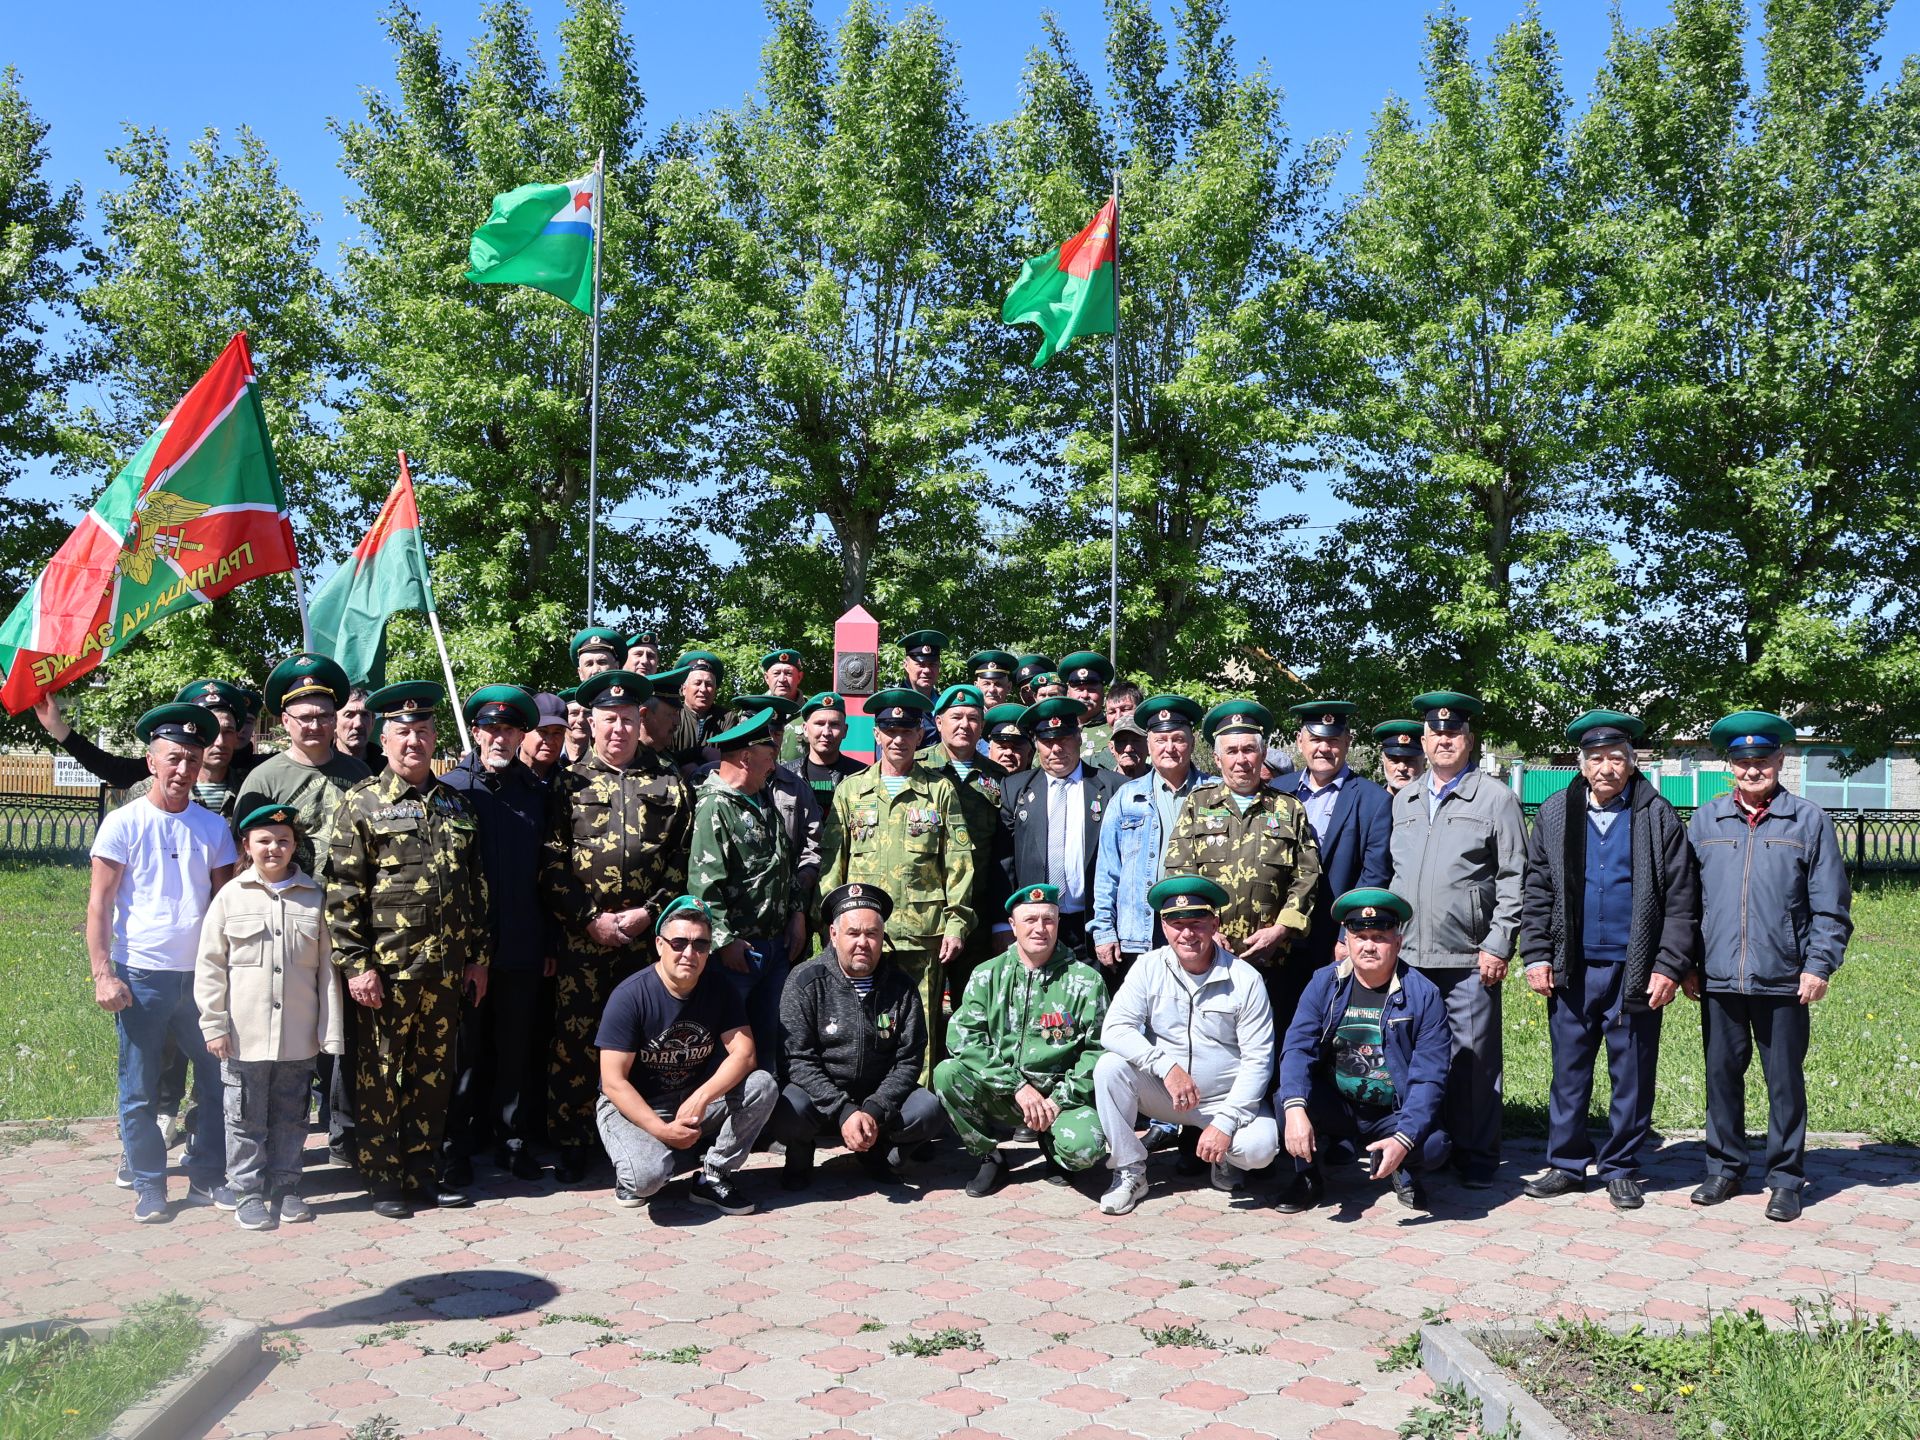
left=1038, top=1010, right=1072, bottom=1043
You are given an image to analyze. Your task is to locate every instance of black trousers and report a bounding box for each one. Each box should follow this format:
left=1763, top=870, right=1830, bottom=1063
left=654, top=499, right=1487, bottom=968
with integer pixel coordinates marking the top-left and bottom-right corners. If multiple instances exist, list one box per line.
left=1292, top=1077, right=1451, bottom=1176
left=1701, top=991, right=1810, bottom=1189
left=444, top=970, right=545, bottom=1164
left=768, top=1083, right=946, bottom=1154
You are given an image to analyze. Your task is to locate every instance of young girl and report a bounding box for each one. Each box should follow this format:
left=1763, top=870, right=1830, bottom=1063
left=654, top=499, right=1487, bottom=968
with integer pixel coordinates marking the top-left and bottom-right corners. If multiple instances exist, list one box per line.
left=195, top=804, right=343, bottom=1230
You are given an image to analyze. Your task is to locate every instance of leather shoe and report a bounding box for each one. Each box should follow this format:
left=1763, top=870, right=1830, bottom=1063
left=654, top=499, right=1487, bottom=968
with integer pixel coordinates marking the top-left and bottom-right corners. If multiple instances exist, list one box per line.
left=1390, top=1168, right=1428, bottom=1210
left=501, top=1147, right=543, bottom=1181
left=1524, top=1169, right=1584, bottom=1199
left=1765, top=1186, right=1803, bottom=1222
left=1272, top=1168, right=1325, bottom=1214
left=435, top=1187, right=472, bottom=1209
left=552, top=1146, right=591, bottom=1185
left=442, top=1155, right=474, bottom=1189
left=1606, top=1177, right=1644, bottom=1210
left=965, top=1152, right=1008, bottom=1198
left=1691, top=1174, right=1739, bottom=1206
left=371, top=1196, right=413, bottom=1219
left=1175, top=1126, right=1205, bottom=1177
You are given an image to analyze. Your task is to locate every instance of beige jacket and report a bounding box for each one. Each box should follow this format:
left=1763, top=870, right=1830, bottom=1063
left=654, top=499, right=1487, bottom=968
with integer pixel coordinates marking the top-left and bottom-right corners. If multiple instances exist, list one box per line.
left=196, top=869, right=344, bottom=1062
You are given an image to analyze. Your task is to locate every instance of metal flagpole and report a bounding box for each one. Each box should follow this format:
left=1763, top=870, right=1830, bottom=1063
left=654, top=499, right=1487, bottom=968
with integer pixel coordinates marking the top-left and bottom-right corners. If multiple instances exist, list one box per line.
left=585, top=152, right=606, bottom=627
left=1108, top=168, right=1121, bottom=670
left=401, top=448, right=473, bottom=756
left=291, top=567, right=312, bottom=651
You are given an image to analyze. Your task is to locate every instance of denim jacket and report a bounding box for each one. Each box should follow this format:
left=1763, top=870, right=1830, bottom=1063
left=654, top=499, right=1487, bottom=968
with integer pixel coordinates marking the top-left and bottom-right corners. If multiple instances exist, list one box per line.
left=1688, top=789, right=1852, bottom=994
left=1091, top=768, right=1214, bottom=953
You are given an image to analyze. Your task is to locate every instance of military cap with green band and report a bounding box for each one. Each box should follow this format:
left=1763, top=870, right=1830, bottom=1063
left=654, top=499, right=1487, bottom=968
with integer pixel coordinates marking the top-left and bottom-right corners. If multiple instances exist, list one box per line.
left=1710, top=710, right=1794, bottom=757
left=1057, top=650, right=1115, bottom=686
left=967, top=649, right=1019, bottom=679
left=1201, top=699, right=1273, bottom=743
left=985, top=702, right=1028, bottom=738
left=135, top=702, right=217, bottom=748
left=1566, top=708, right=1645, bottom=750
left=265, top=651, right=350, bottom=713
left=1288, top=699, right=1358, bottom=738
left=647, top=666, right=688, bottom=706
left=1372, top=718, right=1425, bottom=756
left=625, top=631, right=659, bottom=652
left=1332, top=887, right=1413, bottom=929
left=1020, top=695, right=1086, bottom=737
left=1014, top=656, right=1055, bottom=688
left=569, top=626, right=625, bottom=663
left=1147, top=875, right=1230, bottom=917
left=466, top=683, right=539, bottom=729
left=868, top=686, right=933, bottom=727
left=1412, top=690, right=1483, bottom=731
left=732, top=692, right=799, bottom=722
left=710, top=706, right=780, bottom=750
left=1136, top=693, right=1203, bottom=732
left=174, top=678, right=249, bottom=715
left=898, top=629, right=948, bottom=659
left=676, top=649, right=725, bottom=679
left=367, top=680, right=444, bottom=718
left=576, top=670, right=652, bottom=709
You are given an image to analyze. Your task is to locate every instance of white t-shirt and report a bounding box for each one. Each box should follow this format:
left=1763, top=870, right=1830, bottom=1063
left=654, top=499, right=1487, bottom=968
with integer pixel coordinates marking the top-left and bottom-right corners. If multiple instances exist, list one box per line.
left=91, top=798, right=238, bottom=972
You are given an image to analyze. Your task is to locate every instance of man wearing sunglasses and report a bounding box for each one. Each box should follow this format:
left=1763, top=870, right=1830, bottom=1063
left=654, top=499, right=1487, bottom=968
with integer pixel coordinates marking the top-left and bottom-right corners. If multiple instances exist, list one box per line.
left=595, top=895, right=775, bottom=1215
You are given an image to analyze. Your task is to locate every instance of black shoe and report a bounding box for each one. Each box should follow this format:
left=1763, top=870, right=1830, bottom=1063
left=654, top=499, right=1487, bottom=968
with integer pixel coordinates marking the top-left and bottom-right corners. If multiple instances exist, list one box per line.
left=782, top=1146, right=816, bottom=1193
left=501, top=1147, right=543, bottom=1181
left=1524, top=1169, right=1584, bottom=1199
left=1174, top=1127, right=1204, bottom=1177
left=435, top=1187, right=472, bottom=1208
left=1691, top=1174, right=1739, bottom=1206
left=442, top=1155, right=474, bottom=1189
left=858, top=1148, right=905, bottom=1185
left=1040, top=1154, right=1073, bottom=1187
left=1143, top=1120, right=1182, bottom=1152
left=1458, top=1162, right=1497, bottom=1190
left=965, top=1152, right=1008, bottom=1198
left=1272, top=1169, right=1325, bottom=1214
left=552, top=1146, right=591, bottom=1185
left=690, top=1169, right=755, bottom=1215
left=1390, top=1168, right=1427, bottom=1210
left=909, top=1140, right=938, bottom=1163
left=371, top=1196, right=413, bottom=1219
left=1765, top=1186, right=1803, bottom=1222
left=1607, top=1177, right=1645, bottom=1211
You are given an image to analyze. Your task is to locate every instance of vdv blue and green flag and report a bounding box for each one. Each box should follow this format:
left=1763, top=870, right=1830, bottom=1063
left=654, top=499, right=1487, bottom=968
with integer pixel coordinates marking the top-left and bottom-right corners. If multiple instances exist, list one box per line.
left=464, top=166, right=599, bottom=314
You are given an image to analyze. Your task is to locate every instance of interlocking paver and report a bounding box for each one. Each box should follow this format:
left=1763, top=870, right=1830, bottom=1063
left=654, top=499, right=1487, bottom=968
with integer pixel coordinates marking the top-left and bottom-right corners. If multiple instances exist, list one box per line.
left=3, top=1122, right=1917, bottom=1439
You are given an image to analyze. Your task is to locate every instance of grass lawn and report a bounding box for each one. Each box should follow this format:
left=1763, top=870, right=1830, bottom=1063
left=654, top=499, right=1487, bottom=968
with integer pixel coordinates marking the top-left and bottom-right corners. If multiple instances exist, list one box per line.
left=4, top=856, right=1919, bottom=1143
left=0, top=1294, right=208, bottom=1440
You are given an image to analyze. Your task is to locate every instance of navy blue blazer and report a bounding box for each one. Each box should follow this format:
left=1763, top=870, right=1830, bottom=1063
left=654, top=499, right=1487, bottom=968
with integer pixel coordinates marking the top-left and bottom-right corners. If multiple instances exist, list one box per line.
left=1274, top=769, right=1394, bottom=963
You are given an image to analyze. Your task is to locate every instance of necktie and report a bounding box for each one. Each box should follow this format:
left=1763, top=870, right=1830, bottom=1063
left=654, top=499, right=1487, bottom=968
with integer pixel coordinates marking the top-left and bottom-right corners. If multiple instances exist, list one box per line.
left=1047, top=776, right=1068, bottom=890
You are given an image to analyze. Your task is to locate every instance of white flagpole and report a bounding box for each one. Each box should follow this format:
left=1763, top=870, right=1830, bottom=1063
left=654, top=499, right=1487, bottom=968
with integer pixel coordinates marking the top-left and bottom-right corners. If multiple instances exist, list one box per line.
left=291, top=567, right=312, bottom=651
left=586, top=150, right=605, bottom=627
left=1108, top=173, right=1121, bottom=671
left=401, top=448, right=472, bottom=756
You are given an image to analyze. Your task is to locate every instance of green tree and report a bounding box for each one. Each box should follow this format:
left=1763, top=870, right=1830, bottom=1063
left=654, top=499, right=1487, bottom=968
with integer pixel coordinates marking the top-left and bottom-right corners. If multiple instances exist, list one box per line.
left=1583, top=0, right=1920, bottom=755
left=650, top=0, right=1003, bottom=657
left=994, top=0, right=1338, bottom=688
left=332, top=0, right=704, bottom=694
left=1298, top=4, right=1624, bottom=751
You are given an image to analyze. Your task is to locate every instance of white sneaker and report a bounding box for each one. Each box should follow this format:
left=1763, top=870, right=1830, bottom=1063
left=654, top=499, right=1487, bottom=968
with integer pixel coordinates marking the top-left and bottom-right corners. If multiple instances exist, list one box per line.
left=1098, top=1164, right=1149, bottom=1215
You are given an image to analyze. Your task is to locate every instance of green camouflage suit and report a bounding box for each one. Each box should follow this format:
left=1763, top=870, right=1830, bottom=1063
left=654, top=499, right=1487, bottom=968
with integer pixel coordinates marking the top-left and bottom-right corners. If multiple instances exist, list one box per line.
left=687, top=773, right=793, bottom=948
left=918, top=743, right=1011, bottom=1041
left=818, top=762, right=973, bottom=1078
left=326, top=767, right=490, bottom=1193
left=540, top=747, right=694, bottom=1148
left=932, top=945, right=1108, bottom=1169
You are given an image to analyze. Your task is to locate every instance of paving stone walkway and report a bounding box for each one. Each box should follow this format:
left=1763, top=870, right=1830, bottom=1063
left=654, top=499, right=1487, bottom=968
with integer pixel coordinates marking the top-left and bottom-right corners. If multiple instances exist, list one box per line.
left=2, top=1121, right=1916, bottom=1439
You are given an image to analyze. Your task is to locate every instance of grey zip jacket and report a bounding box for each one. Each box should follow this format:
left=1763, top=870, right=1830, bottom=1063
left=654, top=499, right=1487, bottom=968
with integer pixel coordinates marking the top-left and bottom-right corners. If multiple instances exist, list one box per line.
left=1687, top=789, right=1852, bottom=994
left=1100, top=943, right=1275, bottom=1138
left=1389, top=768, right=1527, bottom=967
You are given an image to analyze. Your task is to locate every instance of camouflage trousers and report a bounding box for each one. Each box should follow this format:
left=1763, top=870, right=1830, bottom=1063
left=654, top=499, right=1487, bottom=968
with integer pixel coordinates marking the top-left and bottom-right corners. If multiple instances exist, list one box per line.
left=548, top=946, right=626, bottom=1149
left=353, top=969, right=459, bottom=1194
left=930, top=1057, right=1106, bottom=1170
left=890, top=942, right=941, bottom=1084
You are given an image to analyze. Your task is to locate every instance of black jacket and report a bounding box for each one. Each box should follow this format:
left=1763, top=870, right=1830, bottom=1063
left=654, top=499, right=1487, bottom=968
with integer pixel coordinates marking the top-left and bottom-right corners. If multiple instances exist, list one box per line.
left=441, top=752, right=551, bottom=972
left=1519, top=773, right=1699, bottom=1009
left=779, top=950, right=925, bottom=1127
left=998, top=763, right=1126, bottom=907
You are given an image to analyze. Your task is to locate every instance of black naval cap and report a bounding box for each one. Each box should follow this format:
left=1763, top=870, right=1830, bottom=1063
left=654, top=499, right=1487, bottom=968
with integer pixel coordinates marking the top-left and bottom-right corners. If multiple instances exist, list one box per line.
left=822, top=882, right=894, bottom=924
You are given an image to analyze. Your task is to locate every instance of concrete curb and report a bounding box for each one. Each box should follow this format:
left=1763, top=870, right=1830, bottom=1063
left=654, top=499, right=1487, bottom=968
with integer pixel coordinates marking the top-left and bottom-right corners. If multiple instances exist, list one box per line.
left=0, top=1316, right=262, bottom=1440
left=1420, top=1324, right=1575, bottom=1440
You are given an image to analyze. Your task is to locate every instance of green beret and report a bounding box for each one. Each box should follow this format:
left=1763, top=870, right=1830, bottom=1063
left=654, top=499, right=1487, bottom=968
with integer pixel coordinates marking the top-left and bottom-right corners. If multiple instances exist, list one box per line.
left=1566, top=708, right=1645, bottom=749
left=236, top=803, right=301, bottom=836
left=731, top=692, right=799, bottom=722
left=646, top=666, right=687, bottom=706
left=760, top=647, right=804, bottom=671
left=1710, top=710, right=1794, bottom=756
left=558, top=686, right=580, bottom=704
left=367, top=680, right=444, bottom=719
left=898, top=629, right=949, bottom=657
left=869, top=687, right=933, bottom=727
left=625, top=632, right=659, bottom=652
left=1332, top=887, right=1413, bottom=929
left=1201, top=699, right=1273, bottom=743
left=1288, top=700, right=1357, bottom=737
left=1021, top=696, right=1086, bottom=737
left=822, top=882, right=893, bottom=924
left=577, top=670, right=652, bottom=709
left=1136, top=694, right=1202, bottom=732
left=985, top=702, right=1029, bottom=738
left=1007, top=882, right=1062, bottom=914
left=135, top=703, right=217, bottom=748
left=968, top=649, right=1019, bottom=678
left=569, top=627, right=625, bottom=663
left=935, top=683, right=986, bottom=715
left=1412, top=690, right=1483, bottom=729
left=710, top=705, right=780, bottom=750
left=657, top=895, right=714, bottom=927
left=466, top=683, right=538, bottom=729
left=800, top=691, right=848, bottom=719
left=1058, top=650, right=1114, bottom=686
left=1147, top=875, right=1230, bottom=917
left=173, top=678, right=248, bottom=715
left=265, top=652, right=350, bottom=713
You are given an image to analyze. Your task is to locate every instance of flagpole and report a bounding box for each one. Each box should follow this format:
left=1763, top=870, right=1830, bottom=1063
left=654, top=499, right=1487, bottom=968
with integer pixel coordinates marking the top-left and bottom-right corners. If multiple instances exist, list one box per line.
left=585, top=150, right=605, bottom=627
left=291, top=566, right=312, bottom=651
left=1108, top=170, right=1121, bottom=671
left=402, top=448, right=473, bottom=756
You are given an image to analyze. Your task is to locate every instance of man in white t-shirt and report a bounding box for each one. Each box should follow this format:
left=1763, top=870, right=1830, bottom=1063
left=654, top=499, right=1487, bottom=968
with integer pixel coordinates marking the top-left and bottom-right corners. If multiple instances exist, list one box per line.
left=89, top=703, right=238, bottom=1222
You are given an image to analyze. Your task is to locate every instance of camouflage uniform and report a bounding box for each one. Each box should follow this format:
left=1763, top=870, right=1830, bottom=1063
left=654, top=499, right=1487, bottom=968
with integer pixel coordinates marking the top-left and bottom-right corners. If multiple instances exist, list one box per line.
left=919, top=743, right=1012, bottom=1041
left=326, top=767, right=490, bottom=1195
left=1163, top=780, right=1323, bottom=1021
left=540, top=748, right=694, bottom=1148
left=818, top=763, right=973, bottom=1078
left=932, top=946, right=1108, bottom=1169
left=1080, top=722, right=1115, bottom=772
left=688, top=774, right=794, bottom=948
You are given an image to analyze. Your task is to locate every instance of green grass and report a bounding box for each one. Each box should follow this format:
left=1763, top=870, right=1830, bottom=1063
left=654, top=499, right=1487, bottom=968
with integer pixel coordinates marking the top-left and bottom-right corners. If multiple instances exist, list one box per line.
left=4, top=858, right=1919, bottom=1143
left=0, top=1294, right=209, bottom=1440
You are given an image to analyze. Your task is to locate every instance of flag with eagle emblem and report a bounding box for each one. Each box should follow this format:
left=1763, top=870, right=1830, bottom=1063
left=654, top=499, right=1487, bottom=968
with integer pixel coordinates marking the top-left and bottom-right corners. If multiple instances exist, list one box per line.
left=0, top=333, right=301, bottom=713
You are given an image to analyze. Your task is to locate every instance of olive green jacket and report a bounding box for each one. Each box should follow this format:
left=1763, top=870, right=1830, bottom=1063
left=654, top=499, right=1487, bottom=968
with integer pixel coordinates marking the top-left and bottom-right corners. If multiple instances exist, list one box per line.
left=818, top=762, right=974, bottom=948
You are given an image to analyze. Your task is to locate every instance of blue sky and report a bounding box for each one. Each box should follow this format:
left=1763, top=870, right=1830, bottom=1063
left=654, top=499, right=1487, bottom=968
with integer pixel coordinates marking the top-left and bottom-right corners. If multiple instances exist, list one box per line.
left=10, top=0, right=1920, bottom=534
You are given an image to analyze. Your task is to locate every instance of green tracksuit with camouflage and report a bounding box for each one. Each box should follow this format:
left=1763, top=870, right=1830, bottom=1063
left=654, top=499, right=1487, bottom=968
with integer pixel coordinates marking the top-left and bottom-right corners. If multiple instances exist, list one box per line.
left=932, top=946, right=1108, bottom=1169
left=540, top=747, right=694, bottom=1147
left=687, top=773, right=793, bottom=948
left=326, top=767, right=490, bottom=1193
left=918, top=744, right=1012, bottom=1037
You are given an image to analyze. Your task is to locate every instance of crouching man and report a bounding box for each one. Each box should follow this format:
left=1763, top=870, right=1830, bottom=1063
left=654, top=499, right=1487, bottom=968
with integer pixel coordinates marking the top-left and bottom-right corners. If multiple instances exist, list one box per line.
left=933, top=884, right=1108, bottom=1197
left=1274, top=889, right=1451, bottom=1212
left=771, top=883, right=945, bottom=1189
left=1093, top=876, right=1279, bottom=1214
left=594, top=896, right=776, bottom=1215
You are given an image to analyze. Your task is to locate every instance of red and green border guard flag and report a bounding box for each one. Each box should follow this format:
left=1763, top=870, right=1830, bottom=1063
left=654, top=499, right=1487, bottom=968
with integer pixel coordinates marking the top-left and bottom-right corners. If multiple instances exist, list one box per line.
left=1001, top=197, right=1116, bottom=367
left=0, top=334, right=301, bottom=714
left=305, top=454, right=436, bottom=688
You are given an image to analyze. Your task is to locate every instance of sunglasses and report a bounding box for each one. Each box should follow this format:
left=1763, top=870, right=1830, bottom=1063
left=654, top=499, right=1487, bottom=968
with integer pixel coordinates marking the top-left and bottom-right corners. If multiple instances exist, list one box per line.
left=661, top=936, right=712, bottom=954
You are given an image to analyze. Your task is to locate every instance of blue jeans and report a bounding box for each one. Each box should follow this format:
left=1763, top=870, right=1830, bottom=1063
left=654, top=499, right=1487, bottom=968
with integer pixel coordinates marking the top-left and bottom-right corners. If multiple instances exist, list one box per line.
left=719, top=934, right=790, bottom=1082
left=116, top=965, right=223, bottom=1195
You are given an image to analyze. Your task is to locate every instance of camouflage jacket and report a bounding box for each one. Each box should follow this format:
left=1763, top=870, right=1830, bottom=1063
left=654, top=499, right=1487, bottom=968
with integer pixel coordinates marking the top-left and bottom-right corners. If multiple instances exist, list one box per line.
left=1081, top=722, right=1116, bottom=772
left=688, top=773, right=794, bottom=948
left=818, top=763, right=974, bottom=947
left=946, top=946, right=1108, bottom=1110
left=919, top=744, right=1012, bottom=926
left=1163, top=780, right=1322, bottom=957
left=325, top=766, right=490, bottom=979
left=540, top=748, right=694, bottom=948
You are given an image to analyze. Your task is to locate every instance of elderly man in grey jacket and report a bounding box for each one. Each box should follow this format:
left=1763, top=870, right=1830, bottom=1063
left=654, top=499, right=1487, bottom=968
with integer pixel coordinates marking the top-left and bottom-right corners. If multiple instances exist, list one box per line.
left=1093, top=876, right=1278, bottom=1214
left=1388, top=690, right=1526, bottom=1188
left=1688, top=711, right=1853, bottom=1222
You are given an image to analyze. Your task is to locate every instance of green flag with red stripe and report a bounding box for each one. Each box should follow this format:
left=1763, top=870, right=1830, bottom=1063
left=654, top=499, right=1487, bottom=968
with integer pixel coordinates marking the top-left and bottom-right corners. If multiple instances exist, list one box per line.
left=1001, top=198, right=1116, bottom=367
left=306, top=455, right=436, bottom=688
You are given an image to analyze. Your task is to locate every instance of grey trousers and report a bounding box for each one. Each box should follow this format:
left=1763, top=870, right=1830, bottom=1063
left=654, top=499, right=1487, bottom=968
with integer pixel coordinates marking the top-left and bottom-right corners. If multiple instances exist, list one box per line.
left=595, top=1069, right=778, bottom=1198
left=1417, top=966, right=1503, bottom=1170
left=223, top=1057, right=317, bottom=1198
left=1093, top=1052, right=1280, bottom=1173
